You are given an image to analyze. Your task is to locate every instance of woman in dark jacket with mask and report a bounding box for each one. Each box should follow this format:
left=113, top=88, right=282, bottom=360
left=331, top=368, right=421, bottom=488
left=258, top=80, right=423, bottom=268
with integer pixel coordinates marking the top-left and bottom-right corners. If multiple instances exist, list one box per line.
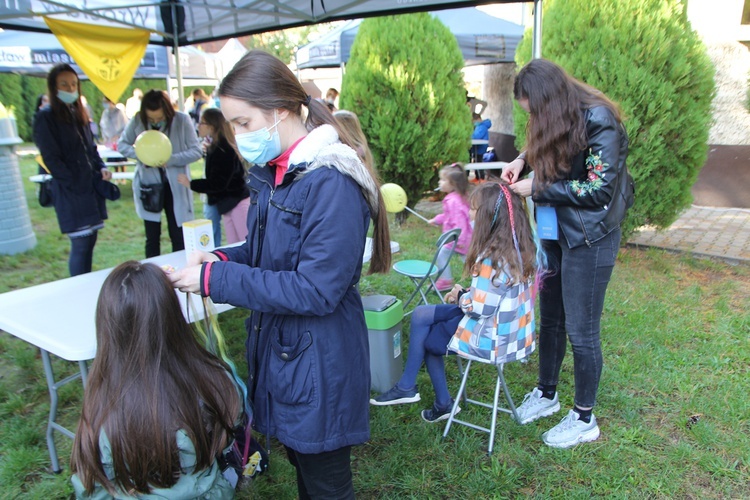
left=502, top=58, right=634, bottom=449
left=170, top=50, right=392, bottom=499
left=33, top=63, right=112, bottom=276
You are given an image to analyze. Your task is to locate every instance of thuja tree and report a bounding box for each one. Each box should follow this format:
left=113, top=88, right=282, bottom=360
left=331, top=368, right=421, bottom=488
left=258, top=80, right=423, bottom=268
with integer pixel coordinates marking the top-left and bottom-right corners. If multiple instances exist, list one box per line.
left=341, top=12, right=472, bottom=217
left=513, top=0, right=715, bottom=236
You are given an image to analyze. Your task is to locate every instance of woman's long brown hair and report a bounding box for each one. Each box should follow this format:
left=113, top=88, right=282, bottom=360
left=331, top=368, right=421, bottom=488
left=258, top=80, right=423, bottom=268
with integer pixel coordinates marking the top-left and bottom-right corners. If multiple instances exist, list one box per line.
left=513, top=58, right=622, bottom=187
left=70, top=262, right=240, bottom=495
left=46, top=63, right=88, bottom=128
left=464, top=183, right=538, bottom=283
left=219, top=50, right=391, bottom=273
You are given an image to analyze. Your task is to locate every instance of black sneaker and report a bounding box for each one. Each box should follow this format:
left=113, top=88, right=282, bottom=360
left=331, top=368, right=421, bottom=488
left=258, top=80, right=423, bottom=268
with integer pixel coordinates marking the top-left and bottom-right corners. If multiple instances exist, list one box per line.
left=421, top=401, right=460, bottom=423
left=369, top=385, right=421, bottom=406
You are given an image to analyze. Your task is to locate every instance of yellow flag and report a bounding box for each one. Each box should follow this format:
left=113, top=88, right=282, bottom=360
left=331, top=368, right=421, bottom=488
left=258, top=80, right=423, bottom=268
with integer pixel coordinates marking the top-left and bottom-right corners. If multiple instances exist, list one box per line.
left=44, top=17, right=150, bottom=104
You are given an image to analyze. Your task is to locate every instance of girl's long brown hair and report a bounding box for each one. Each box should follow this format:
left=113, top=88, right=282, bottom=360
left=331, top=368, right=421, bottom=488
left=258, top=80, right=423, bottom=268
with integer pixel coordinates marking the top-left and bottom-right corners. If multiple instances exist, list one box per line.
left=333, top=109, right=375, bottom=172
left=464, top=182, right=538, bottom=283
left=513, top=58, right=622, bottom=187
left=219, top=50, right=391, bottom=273
left=70, top=262, right=240, bottom=495
left=46, top=63, right=88, bottom=127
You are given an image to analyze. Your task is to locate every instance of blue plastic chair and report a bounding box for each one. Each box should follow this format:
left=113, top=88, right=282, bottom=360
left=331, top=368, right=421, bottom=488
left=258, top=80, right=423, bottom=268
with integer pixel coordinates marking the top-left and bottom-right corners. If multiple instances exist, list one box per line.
left=392, top=228, right=461, bottom=312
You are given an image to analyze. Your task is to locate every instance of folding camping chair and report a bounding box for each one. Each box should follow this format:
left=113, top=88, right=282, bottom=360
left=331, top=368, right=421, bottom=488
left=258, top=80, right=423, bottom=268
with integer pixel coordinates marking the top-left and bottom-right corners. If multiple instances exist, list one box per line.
left=392, top=228, right=461, bottom=313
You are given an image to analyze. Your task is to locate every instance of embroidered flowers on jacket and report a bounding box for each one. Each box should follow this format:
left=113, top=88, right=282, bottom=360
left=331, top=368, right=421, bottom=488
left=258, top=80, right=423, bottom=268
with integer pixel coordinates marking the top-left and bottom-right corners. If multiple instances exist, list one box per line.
left=569, top=149, right=606, bottom=197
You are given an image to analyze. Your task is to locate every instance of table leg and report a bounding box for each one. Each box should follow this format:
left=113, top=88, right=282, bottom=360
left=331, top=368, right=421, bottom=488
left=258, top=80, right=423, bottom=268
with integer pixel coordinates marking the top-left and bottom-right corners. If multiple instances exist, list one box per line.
left=40, top=349, right=86, bottom=473
left=40, top=349, right=62, bottom=473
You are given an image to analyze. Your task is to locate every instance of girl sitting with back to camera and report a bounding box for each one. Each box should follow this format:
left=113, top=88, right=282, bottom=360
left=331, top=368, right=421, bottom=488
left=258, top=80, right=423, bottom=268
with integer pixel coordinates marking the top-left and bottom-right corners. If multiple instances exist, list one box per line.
left=70, top=261, right=241, bottom=498
left=371, top=182, right=540, bottom=422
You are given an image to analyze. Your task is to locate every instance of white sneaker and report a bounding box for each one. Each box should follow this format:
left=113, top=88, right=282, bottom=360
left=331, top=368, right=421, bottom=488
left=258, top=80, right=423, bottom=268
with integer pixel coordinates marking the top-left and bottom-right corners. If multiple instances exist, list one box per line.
left=515, top=387, right=560, bottom=424
left=542, top=410, right=600, bottom=448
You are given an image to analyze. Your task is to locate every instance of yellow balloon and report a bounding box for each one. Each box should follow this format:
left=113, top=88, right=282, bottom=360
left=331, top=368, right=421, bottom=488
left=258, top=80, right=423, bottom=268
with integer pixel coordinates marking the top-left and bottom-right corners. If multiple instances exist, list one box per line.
left=134, top=130, right=172, bottom=166
left=380, top=183, right=408, bottom=213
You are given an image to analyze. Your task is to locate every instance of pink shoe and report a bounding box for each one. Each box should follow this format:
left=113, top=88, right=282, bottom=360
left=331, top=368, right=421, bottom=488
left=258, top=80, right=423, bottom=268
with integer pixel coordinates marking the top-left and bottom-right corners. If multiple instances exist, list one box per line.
left=435, top=278, right=454, bottom=292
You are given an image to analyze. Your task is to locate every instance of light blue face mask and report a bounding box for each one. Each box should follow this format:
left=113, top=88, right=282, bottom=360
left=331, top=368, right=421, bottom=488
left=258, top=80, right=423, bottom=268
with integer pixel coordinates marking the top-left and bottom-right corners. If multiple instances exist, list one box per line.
left=150, top=121, right=166, bottom=130
left=234, top=112, right=281, bottom=165
left=57, top=90, right=79, bottom=104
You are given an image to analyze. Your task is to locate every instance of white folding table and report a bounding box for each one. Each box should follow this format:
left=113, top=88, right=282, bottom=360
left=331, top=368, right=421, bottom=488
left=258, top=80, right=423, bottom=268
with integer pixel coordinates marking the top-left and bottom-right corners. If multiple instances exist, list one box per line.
left=0, top=238, right=398, bottom=472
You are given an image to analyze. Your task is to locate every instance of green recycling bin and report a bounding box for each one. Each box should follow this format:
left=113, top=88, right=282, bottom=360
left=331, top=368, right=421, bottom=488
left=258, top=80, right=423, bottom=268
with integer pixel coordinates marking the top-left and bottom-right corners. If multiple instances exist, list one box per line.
left=362, top=294, right=403, bottom=393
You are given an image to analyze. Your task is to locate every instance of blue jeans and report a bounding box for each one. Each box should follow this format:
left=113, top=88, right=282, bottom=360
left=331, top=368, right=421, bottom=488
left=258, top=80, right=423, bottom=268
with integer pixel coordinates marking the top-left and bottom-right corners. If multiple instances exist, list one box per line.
left=397, top=305, right=455, bottom=408
left=203, top=202, right=222, bottom=247
left=538, top=228, right=621, bottom=409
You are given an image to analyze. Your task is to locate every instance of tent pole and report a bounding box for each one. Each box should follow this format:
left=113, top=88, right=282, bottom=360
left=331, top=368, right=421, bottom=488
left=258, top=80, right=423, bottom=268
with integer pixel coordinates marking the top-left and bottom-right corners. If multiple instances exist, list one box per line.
left=172, top=1, right=185, bottom=112
left=532, top=0, right=543, bottom=59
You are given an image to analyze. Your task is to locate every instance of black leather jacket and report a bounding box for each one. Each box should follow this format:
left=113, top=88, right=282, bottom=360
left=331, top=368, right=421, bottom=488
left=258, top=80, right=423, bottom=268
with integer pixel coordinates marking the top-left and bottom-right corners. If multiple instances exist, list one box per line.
left=530, top=105, right=634, bottom=249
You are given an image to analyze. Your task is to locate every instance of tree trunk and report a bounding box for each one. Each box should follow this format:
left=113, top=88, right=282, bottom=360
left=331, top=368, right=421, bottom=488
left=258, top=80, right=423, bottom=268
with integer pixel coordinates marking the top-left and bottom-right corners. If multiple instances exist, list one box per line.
left=482, top=62, right=517, bottom=135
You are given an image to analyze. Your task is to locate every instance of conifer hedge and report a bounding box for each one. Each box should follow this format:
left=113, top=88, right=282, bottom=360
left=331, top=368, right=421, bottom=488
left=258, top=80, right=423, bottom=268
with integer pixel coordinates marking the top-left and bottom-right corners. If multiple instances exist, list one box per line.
left=340, top=12, right=473, bottom=215
left=513, top=0, right=715, bottom=236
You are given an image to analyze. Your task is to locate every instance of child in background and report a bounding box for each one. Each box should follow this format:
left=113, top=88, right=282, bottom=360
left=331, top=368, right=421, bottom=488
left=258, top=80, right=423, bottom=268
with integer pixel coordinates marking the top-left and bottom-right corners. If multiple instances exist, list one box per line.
left=70, top=261, right=242, bottom=498
left=430, top=163, right=472, bottom=291
left=371, top=182, right=541, bottom=422
left=178, top=108, right=250, bottom=245
left=471, top=113, right=492, bottom=180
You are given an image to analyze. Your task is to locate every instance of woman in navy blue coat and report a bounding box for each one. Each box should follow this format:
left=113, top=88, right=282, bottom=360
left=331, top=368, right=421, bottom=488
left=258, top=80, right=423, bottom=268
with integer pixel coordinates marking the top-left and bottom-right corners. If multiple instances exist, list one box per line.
left=170, top=50, right=391, bottom=498
left=33, top=64, right=111, bottom=276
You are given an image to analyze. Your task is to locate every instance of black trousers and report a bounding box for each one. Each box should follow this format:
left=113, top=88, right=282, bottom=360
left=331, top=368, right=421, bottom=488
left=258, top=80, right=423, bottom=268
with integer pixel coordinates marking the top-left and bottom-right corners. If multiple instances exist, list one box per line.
left=144, top=178, right=184, bottom=257
left=284, top=445, right=355, bottom=500
left=68, top=231, right=98, bottom=276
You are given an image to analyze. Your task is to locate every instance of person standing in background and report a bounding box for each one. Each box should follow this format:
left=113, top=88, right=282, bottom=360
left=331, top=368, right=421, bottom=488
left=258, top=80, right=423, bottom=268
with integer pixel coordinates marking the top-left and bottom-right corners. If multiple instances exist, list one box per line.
left=125, top=88, right=143, bottom=119
left=33, top=63, right=112, bottom=276
left=177, top=108, right=250, bottom=245
left=325, top=88, right=339, bottom=112
left=189, top=88, right=210, bottom=129
left=99, top=97, right=127, bottom=150
left=118, top=90, right=202, bottom=257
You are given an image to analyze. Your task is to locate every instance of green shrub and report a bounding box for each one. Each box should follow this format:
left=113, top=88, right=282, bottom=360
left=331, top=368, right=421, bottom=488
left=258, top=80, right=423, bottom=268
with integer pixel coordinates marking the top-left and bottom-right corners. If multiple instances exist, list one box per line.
left=340, top=12, right=472, bottom=216
left=513, top=0, right=715, bottom=237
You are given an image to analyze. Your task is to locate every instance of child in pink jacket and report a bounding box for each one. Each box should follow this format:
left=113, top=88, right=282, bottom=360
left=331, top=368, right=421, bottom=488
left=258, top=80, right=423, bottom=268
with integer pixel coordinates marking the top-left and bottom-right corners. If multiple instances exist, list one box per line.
left=430, top=163, right=473, bottom=290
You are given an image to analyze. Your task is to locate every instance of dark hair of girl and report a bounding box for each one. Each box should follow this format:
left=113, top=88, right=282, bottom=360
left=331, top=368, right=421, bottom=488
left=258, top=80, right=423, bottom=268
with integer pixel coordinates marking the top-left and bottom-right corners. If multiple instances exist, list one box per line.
left=441, top=162, right=469, bottom=204
left=464, top=182, right=538, bottom=283
left=199, top=107, right=236, bottom=154
left=70, top=261, right=240, bottom=495
left=46, top=63, right=88, bottom=127
left=219, top=49, right=391, bottom=273
left=513, top=58, right=622, bottom=187
left=139, top=89, right=176, bottom=133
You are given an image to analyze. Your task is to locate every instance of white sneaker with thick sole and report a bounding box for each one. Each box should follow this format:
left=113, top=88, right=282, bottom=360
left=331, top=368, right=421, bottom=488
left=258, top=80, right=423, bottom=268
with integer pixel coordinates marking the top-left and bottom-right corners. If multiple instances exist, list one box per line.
left=542, top=410, right=600, bottom=448
left=515, top=387, right=561, bottom=424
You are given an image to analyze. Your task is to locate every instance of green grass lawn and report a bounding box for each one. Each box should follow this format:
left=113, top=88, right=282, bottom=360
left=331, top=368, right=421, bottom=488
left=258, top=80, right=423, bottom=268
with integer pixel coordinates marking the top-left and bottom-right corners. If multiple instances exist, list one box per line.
left=1, top=152, right=749, bottom=498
